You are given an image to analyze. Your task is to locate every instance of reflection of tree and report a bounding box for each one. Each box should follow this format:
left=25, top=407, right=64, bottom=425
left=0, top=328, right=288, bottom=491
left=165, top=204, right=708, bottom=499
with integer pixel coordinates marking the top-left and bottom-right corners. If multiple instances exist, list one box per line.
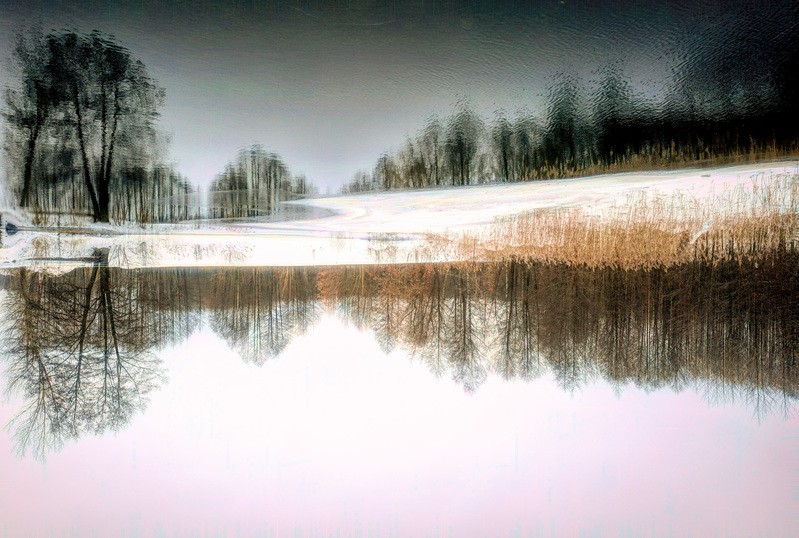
left=3, top=29, right=198, bottom=224
left=493, top=260, right=543, bottom=381
left=207, top=144, right=315, bottom=219
left=3, top=255, right=796, bottom=460
left=206, top=267, right=318, bottom=364
left=1, top=254, right=201, bottom=459
left=592, top=65, right=637, bottom=166
left=329, top=255, right=798, bottom=411
left=349, top=4, right=799, bottom=195
left=492, top=112, right=514, bottom=181
left=445, top=102, right=484, bottom=186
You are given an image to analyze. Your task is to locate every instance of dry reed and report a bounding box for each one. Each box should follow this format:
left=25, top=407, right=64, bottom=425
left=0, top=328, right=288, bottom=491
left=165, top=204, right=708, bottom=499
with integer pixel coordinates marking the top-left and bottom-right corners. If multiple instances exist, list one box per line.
left=459, top=171, right=799, bottom=269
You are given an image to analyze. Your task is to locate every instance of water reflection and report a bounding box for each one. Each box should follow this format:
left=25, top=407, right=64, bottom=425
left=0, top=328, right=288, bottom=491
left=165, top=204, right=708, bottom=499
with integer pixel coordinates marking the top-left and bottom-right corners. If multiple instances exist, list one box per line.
left=329, top=259, right=799, bottom=408
left=208, top=267, right=318, bottom=363
left=2, top=255, right=797, bottom=457
left=2, top=250, right=188, bottom=457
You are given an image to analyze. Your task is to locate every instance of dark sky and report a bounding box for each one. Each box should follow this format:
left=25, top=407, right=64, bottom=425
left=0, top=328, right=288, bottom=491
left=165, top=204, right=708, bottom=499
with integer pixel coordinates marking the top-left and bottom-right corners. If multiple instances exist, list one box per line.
left=0, top=0, right=793, bottom=190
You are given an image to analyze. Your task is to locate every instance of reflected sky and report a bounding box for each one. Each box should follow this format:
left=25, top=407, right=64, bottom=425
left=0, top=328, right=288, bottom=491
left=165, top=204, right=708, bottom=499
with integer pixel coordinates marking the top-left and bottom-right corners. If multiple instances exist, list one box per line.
left=1, top=314, right=798, bottom=535
left=1, top=1, right=796, bottom=190
left=1, top=259, right=798, bottom=534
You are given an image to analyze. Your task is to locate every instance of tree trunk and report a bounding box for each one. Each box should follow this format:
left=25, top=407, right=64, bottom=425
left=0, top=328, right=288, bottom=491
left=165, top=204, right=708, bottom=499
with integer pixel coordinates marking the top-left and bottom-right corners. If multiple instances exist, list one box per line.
left=72, top=84, right=102, bottom=221
left=19, top=120, right=43, bottom=208
left=98, top=85, right=120, bottom=224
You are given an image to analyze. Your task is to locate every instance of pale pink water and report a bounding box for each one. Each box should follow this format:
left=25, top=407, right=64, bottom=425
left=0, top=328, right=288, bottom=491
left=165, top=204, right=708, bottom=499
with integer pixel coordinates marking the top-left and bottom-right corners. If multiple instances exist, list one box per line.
left=1, top=316, right=797, bottom=536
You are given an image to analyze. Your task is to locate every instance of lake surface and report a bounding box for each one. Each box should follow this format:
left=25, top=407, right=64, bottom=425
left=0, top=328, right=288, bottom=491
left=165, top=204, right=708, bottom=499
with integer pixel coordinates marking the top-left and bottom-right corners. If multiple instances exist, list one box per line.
left=3, top=1, right=797, bottom=190
left=1, top=2, right=798, bottom=534
left=1, top=258, right=797, bottom=535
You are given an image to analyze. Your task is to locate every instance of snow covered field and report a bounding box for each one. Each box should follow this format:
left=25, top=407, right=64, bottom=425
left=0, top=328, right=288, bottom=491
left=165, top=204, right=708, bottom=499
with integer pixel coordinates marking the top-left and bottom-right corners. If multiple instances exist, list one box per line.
left=1, top=161, right=797, bottom=270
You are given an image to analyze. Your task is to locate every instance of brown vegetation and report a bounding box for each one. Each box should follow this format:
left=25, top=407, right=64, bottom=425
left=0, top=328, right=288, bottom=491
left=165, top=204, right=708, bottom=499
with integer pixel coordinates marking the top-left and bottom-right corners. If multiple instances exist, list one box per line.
left=451, top=171, right=799, bottom=269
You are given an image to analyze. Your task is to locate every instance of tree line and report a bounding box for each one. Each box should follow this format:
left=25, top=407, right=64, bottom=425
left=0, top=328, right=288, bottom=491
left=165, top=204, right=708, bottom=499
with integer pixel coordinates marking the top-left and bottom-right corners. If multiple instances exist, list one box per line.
left=343, top=47, right=799, bottom=194
left=8, top=26, right=796, bottom=216
left=3, top=29, right=311, bottom=225
left=207, top=144, right=316, bottom=220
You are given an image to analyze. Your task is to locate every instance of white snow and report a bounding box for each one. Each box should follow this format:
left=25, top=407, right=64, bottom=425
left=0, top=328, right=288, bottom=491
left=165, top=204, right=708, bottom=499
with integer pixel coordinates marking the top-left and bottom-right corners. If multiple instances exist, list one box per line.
left=277, top=162, right=798, bottom=232
left=1, top=161, right=797, bottom=270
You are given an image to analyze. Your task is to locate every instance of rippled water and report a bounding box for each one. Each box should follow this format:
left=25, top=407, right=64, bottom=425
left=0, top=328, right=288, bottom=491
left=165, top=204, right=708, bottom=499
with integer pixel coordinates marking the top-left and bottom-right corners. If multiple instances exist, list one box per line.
left=2, top=1, right=797, bottom=189
left=1, top=259, right=797, bottom=534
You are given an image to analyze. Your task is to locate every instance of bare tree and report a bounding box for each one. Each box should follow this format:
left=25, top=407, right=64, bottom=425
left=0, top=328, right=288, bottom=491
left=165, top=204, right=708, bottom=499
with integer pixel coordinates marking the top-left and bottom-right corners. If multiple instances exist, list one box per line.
left=3, top=29, right=57, bottom=208
left=208, top=144, right=303, bottom=218
left=491, top=111, right=514, bottom=181
left=42, top=31, right=165, bottom=222
left=445, top=102, right=483, bottom=186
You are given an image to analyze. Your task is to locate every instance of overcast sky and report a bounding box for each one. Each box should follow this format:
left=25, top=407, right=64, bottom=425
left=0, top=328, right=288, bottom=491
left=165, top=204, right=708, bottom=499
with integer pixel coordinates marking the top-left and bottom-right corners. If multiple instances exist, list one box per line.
left=0, top=1, right=792, bottom=191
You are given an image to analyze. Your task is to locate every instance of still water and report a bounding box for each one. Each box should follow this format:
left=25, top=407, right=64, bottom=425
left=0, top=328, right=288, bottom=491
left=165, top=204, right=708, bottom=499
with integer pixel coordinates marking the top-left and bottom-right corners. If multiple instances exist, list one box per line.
left=1, top=258, right=797, bottom=535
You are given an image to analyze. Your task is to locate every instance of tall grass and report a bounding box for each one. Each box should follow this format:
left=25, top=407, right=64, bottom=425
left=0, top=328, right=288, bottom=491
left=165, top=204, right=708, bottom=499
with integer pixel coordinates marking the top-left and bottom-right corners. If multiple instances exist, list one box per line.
left=459, top=171, right=799, bottom=269
left=529, top=146, right=797, bottom=181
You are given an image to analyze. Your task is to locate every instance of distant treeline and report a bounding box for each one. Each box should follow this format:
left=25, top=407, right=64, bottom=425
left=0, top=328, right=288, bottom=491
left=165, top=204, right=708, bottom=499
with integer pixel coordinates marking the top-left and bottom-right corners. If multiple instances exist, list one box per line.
left=207, top=144, right=316, bottom=219
left=343, top=35, right=799, bottom=193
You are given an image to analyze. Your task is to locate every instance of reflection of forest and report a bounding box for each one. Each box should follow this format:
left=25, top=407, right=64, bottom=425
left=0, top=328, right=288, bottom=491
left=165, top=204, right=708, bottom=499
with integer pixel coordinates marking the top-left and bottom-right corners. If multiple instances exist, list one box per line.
left=205, top=268, right=319, bottom=363
left=319, top=257, right=799, bottom=408
left=0, top=262, right=318, bottom=458
left=2, top=255, right=797, bottom=456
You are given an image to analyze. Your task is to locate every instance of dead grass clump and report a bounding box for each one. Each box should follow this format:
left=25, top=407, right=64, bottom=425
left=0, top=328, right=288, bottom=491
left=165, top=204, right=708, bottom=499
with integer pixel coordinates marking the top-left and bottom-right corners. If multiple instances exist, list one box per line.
left=527, top=146, right=797, bottom=181
left=466, top=171, right=798, bottom=269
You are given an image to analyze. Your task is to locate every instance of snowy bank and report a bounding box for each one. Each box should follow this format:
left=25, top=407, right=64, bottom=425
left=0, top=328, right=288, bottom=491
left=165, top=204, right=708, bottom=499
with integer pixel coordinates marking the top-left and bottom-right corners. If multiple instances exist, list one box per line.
left=1, top=161, right=797, bottom=270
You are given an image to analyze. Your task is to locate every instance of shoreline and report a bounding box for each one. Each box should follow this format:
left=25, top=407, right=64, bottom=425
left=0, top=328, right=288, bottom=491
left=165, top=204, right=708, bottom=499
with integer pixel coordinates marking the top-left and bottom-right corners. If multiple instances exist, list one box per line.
left=1, top=161, right=796, bottom=271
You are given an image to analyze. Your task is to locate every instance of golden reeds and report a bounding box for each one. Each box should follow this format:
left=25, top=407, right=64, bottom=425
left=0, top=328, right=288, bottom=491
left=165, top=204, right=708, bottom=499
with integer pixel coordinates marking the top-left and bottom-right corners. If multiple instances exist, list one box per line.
left=456, top=171, right=799, bottom=269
